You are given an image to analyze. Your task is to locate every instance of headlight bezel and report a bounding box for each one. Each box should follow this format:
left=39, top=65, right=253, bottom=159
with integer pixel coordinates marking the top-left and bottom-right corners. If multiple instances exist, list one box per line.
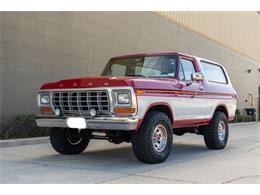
left=38, top=92, right=51, bottom=106
left=112, top=89, right=132, bottom=107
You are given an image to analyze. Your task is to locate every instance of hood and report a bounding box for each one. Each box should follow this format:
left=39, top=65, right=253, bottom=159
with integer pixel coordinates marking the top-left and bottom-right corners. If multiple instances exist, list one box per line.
left=40, top=76, right=177, bottom=90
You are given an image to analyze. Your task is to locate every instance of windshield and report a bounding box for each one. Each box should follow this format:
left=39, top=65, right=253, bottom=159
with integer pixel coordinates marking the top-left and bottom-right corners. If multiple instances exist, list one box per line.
left=102, top=55, right=177, bottom=78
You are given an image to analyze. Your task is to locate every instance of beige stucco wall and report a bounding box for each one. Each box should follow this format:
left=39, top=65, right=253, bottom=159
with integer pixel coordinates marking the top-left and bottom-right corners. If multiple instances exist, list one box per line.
left=0, top=12, right=259, bottom=120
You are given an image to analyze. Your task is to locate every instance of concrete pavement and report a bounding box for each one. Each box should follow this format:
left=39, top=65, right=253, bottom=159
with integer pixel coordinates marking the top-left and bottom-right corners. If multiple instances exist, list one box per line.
left=0, top=122, right=259, bottom=183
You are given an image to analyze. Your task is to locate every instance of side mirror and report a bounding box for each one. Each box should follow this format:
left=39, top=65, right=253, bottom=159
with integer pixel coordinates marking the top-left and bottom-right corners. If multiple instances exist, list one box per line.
left=192, top=72, right=204, bottom=82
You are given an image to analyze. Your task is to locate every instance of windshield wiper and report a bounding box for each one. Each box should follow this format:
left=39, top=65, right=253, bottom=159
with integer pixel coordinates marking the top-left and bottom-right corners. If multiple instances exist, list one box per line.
left=126, top=73, right=148, bottom=78
left=149, top=75, right=175, bottom=78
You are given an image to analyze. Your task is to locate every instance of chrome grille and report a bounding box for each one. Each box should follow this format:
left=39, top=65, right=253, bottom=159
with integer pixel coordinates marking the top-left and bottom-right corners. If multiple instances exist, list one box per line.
left=51, top=90, right=110, bottom=116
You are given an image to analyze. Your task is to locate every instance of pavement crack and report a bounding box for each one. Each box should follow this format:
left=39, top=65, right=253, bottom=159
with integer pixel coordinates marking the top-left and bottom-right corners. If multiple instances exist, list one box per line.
left=97, top=173, right=200, bottom=184
left=134, top=174, right=200, bottom=184
left=222, top=175, right=260, bottom=184
left=95, top=174, right=134, bottom=184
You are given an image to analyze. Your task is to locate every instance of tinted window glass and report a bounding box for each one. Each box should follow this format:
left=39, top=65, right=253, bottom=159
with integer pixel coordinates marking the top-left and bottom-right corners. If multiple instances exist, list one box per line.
left=200, top=61, right=227, bottom=84
left=180, top=59, right=196, bottom=81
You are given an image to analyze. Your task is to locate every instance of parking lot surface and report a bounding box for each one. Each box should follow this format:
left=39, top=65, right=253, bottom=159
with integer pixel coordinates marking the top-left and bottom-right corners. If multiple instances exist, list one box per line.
left=0, top=122, right=259, bottom=184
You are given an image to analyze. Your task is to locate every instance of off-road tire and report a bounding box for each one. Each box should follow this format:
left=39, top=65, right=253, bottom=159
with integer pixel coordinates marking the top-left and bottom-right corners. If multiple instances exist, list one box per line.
left=203, top=111, right=229, bottom=149
left=50, top=128, right=90, bottom=155
left=132, top=111, right=173, bottom=164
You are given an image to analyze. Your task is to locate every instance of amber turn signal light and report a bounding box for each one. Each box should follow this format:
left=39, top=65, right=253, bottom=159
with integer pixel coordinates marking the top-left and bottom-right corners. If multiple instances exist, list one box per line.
left=113, top=107, right=135, bottom=113
left=135, top=90, right=145, bottom=95
left=40, top=107, right=53, bottom=113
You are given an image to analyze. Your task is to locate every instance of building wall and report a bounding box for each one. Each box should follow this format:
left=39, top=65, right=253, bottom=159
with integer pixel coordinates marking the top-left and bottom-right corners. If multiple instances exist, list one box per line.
left=157, top=12, right=260, bottom=63
left=0, top=12, right=259, bottom=120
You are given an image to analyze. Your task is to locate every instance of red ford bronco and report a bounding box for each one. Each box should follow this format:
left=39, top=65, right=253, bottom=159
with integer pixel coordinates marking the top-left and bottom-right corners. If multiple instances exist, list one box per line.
left=36, top=52, right=237, bottom=164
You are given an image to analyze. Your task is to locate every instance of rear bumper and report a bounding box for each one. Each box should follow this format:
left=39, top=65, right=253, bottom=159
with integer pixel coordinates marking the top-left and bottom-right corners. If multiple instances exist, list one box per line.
left=35, top=115, right=139, bottom=131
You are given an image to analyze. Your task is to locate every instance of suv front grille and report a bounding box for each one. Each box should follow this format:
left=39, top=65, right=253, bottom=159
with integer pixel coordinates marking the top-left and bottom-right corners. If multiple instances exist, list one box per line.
left=51, top=90, right=110, bottom=116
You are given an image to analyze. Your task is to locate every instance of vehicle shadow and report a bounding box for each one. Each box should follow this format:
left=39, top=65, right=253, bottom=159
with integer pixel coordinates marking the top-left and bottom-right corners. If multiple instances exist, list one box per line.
left=18, top=141, right=221, bottom=174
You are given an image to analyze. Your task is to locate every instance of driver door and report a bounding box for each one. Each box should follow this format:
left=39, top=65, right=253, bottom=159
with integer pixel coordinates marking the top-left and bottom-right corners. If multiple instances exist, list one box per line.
left=173, top=56, right=206, bottom=123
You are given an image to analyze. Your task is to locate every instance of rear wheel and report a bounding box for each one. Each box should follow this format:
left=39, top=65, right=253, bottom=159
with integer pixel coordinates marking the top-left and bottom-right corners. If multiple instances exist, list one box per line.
left=50, top=128, right=90, bottom=154
left=132, top=111, right=173, bottom=164
left=203, top=112, right=229, bottom=149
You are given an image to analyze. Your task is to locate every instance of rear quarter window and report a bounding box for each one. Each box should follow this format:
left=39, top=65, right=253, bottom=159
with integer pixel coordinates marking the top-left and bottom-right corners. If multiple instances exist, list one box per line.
left=200, top=61, right=228, bottom=84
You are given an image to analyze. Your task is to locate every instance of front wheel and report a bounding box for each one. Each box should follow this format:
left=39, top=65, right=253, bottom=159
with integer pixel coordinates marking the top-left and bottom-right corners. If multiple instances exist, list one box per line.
left=203, top=112, right=229, bottom=149
left=50, top=128, right=90, bottom=155
left=132, top=111, right=173, bottom=164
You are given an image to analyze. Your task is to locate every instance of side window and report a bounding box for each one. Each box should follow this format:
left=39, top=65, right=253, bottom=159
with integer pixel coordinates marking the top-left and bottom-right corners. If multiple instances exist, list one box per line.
left=200, top=61, right=227, bottom=84
left=180, top=59, right=196, bottom=81
left=110, top=64, right=126, bottom=76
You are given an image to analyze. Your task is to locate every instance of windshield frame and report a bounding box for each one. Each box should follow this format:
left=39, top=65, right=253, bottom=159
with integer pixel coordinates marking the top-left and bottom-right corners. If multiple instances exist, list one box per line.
left=101, top=54, right=178, bottom=78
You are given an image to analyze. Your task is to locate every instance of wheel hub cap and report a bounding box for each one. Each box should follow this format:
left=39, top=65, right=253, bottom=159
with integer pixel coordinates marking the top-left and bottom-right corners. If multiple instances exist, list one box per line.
left=218, top=121, right=226, bottom=142
left=152, top=124, right=167, bottom=152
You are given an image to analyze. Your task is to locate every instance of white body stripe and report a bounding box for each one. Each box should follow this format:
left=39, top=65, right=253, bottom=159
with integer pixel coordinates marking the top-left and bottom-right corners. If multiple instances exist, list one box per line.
left=137, top=96, right=236, bottom=121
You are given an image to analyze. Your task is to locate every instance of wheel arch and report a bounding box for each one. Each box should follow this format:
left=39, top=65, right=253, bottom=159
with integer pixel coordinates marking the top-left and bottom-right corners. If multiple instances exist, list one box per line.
left=137, top=102, right=174, bottom=129
left=214, top=104, right=229, bottom=119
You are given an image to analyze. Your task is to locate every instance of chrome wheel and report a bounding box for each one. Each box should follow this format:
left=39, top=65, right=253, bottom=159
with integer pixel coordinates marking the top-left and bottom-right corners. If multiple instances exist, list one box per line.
left=152, top=124, right=168, bottom=152
left=218, top=121, right=226, bottom=142
left=66, top=129, right=83, bottom=145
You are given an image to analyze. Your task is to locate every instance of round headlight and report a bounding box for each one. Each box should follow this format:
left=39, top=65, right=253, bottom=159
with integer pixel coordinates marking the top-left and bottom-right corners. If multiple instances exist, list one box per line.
left=117, top=93, right=130, bottom=104
left=40, top=95, right=50, bottom=105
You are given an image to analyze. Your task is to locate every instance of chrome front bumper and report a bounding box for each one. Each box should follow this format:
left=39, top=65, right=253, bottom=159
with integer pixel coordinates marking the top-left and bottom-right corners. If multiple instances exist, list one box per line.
left=35, top=116, right=139, bottom=130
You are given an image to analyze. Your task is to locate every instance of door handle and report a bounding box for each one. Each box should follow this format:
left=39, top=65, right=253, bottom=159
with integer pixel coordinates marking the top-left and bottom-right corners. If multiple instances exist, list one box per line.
left=175, top=83, right=183, bottom=89
left=175, top=82, right=192, bottom=89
